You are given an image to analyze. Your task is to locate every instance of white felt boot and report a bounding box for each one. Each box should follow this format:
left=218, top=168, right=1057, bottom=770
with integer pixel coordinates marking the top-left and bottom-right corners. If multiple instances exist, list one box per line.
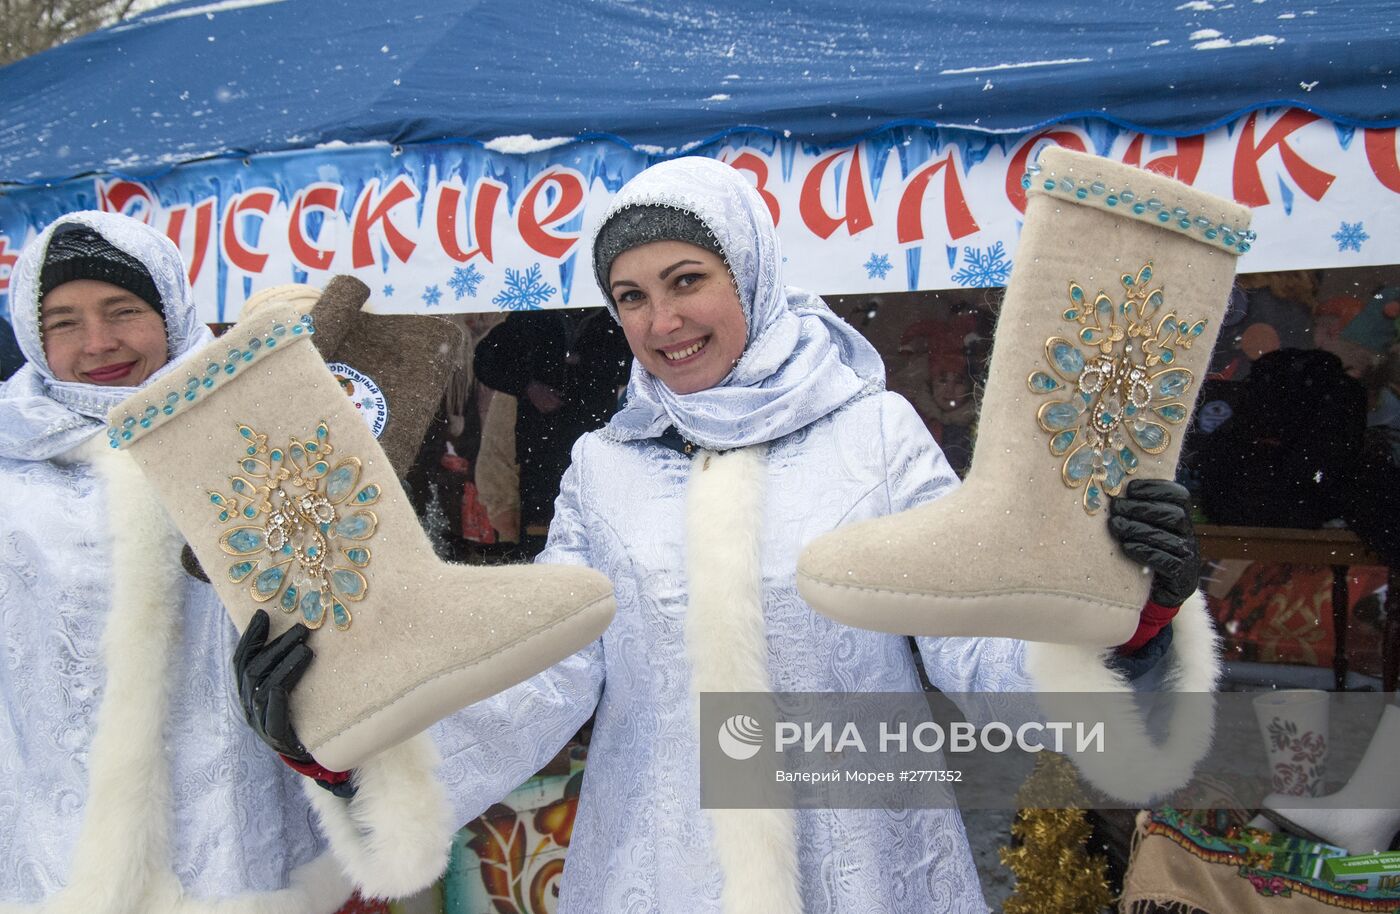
left=108, top=300, right=615, bottom=771
left=798, top=147, right=1252, bottom=646
left=1263, top=703, right=1400, bottom=854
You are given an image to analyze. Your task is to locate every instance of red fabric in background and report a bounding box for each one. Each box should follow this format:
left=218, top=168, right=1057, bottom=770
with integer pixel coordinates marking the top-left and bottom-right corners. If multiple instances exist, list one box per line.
left=334, top=894, right=389, bottom=914
left=1208, top=562, right=1389, bottom=674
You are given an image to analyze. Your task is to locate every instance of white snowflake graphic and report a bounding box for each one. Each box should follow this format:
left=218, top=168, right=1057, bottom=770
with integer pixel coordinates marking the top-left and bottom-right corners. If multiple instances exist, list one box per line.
left=492, top=263, right=557, bottom=311
left=1332, top=221, right=1369, bottom=252
left=448, top=264, right=484, bottom=299
left=382, top=284, right=395, bottom=297
left=951, top=242, right=1012, bottom=288
left=863, top=253, right=893, bottom=280
left=421, top=285, right=442, bottom=307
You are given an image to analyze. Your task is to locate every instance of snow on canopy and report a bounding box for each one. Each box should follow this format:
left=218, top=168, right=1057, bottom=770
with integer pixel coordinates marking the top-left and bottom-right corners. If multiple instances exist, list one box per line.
left=0, top=0, right=1396, bottom=185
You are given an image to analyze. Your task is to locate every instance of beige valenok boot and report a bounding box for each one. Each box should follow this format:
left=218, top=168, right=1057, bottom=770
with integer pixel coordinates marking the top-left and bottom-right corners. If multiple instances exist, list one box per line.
left=108, top=300, right=615, bottom=771
left=798, top=147, right=1252, bottom=646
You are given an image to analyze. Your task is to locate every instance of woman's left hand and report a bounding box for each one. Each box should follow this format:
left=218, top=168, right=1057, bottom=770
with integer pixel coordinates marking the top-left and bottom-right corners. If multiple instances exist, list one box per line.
left=1107, top=479, right=1202, bottom=608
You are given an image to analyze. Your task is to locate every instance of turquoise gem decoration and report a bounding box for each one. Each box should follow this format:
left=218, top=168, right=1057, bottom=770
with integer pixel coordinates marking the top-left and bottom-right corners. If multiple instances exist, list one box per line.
left=1065, top=446, right=1095, bottom=482
left=1155, top=404, right=1188, bottom=424
left=1029, top=260, right=1202, bottom=513
left=325, top=463, right=358, bottom=502
left=221, top=527, right=265, bottom=554
left=1039, top=401, right=1081, bottom=431
left=1103, top=448, right=1126, bottom=490
left=1129, top=420, right=1169, bottom=454
left=1048, top=337, right=1086, bottom=377
left=1152, top=368, right=1192, bottom=399
left=207, top=417, right=379, bottom=629
left=255, top=565, right=286, bottom=597
left=1024, top=166, right=1254, bottom=255
left=335, top=513, right=377, bottom=540
left=331, top=568, right=366, bottom=599
left=299, top=590, right=323, bottom=625
left=1049, top=429, right=1077, bottom=456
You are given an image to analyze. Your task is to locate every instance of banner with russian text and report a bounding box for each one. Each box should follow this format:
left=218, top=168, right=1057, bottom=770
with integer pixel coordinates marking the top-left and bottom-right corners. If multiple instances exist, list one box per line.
left=1, top=107, right=1396, bottom=323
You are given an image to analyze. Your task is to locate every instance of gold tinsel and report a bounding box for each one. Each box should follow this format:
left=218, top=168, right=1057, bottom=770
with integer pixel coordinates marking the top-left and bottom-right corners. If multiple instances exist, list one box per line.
left=998, top=754, right=1115, bottom=914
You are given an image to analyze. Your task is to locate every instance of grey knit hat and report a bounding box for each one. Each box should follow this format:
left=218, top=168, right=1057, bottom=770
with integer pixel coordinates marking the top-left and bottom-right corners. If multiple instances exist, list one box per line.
left=592, top=204, right=726, bottom=306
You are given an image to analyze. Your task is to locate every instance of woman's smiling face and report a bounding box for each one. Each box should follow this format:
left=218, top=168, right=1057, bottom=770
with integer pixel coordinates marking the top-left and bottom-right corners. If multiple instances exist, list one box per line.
left=39, top=279, right=168, bottom=386
left=610, top=240, right=747, bottom=395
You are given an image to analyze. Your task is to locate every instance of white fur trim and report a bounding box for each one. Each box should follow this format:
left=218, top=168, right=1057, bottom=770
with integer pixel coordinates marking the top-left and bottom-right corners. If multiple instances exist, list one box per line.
left=301, top=733, right=454, bottom=899
left=1024, top=591, right=1221, bottom=805
left=684, top=447, right=802, bottom=914
left=2, top=438, right=354, bottom=914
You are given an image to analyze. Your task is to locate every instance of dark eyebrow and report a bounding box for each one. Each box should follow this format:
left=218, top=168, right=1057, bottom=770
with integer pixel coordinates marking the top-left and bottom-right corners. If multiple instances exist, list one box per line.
left=659, top=259, right=703, bottom=280
left=610, top=258, right=707, bottom=292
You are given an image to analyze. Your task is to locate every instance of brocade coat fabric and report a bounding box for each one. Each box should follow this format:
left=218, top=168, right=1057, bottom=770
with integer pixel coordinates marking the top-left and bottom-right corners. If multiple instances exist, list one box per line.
left=430, top=390, right=1034, bottom=914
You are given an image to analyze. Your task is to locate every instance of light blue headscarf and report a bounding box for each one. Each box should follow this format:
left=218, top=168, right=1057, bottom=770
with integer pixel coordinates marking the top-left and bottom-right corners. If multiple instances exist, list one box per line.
left=0, top=211, right=213, bottom=461
left=594, top=157, right=884, bottom=452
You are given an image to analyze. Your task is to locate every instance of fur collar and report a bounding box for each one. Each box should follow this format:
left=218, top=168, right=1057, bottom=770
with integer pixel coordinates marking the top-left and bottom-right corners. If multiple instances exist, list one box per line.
left=684, top=446, right=802, bottom=914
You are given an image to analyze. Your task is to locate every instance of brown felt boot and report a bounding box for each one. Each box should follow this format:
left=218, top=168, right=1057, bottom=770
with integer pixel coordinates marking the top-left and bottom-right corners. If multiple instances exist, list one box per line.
left=243, top=276, right=463, bottom=478
left=797, top=147, right=1252, bottom=647
left=108, top=300, right=615, bottom=771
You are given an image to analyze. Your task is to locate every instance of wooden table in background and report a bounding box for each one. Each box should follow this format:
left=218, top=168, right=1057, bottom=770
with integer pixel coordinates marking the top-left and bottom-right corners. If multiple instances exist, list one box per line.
left=1196, top=524, right=1398, bottom=692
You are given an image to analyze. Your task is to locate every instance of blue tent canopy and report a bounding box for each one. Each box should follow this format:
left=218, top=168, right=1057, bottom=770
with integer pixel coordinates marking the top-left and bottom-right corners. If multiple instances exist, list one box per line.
left=0, top=0, right=1397, bottom=185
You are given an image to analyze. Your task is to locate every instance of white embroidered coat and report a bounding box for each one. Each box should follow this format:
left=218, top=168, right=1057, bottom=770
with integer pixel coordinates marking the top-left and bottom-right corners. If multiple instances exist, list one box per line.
left=432, top=389, right=1033, bottom=914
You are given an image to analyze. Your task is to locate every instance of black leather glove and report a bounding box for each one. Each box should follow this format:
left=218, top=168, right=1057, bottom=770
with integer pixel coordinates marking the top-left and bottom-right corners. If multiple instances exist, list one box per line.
left=233, top=610, right=355, bottom=797
left=1107, top=478, right=1202, bottom=608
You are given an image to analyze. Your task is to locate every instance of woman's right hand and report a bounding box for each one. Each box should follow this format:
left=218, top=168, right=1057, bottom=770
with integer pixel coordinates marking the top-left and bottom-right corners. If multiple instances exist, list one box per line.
left=233, top=610, right=355, bottom=797
left=234, top=609, right=315, bottom=760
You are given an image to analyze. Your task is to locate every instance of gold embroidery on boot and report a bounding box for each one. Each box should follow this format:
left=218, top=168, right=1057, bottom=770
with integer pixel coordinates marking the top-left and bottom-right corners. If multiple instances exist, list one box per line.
left=209, top=420, right=380, bottom=630
left=1028, top=262, right=1202, bottom=514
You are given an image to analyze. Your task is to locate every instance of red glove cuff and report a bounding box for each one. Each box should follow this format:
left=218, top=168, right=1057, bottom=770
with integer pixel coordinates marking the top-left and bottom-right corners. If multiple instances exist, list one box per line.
left=280, top=754, right=353, bottom=786
left=1116, top=599, right=1181, bottom=654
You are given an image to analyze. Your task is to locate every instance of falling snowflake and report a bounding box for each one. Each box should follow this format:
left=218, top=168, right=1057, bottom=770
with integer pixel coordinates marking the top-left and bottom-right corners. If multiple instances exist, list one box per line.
left=951, top=242, right=1012, bottom=288
left=448, top=263, right=484, bottom=299
left=863, top=253, right=893, bottom=280
left=421, top=285, right=442, bottom=307
left=382, top=285, right=395, bottom=297
left=492, top=263, right=557, bottom=311
left=1332, top=221, right=1369, bottom=252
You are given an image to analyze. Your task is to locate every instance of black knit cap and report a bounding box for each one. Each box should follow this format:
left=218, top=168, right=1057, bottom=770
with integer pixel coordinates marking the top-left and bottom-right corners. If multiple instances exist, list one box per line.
left=592, top=204, right=726, bottom=305
left=39, top=224, right=164, bottom=317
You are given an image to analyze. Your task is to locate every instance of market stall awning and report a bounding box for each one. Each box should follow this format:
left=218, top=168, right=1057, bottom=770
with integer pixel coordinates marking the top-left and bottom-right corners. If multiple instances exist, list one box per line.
left=1, top=0, right=1398, bottom=186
